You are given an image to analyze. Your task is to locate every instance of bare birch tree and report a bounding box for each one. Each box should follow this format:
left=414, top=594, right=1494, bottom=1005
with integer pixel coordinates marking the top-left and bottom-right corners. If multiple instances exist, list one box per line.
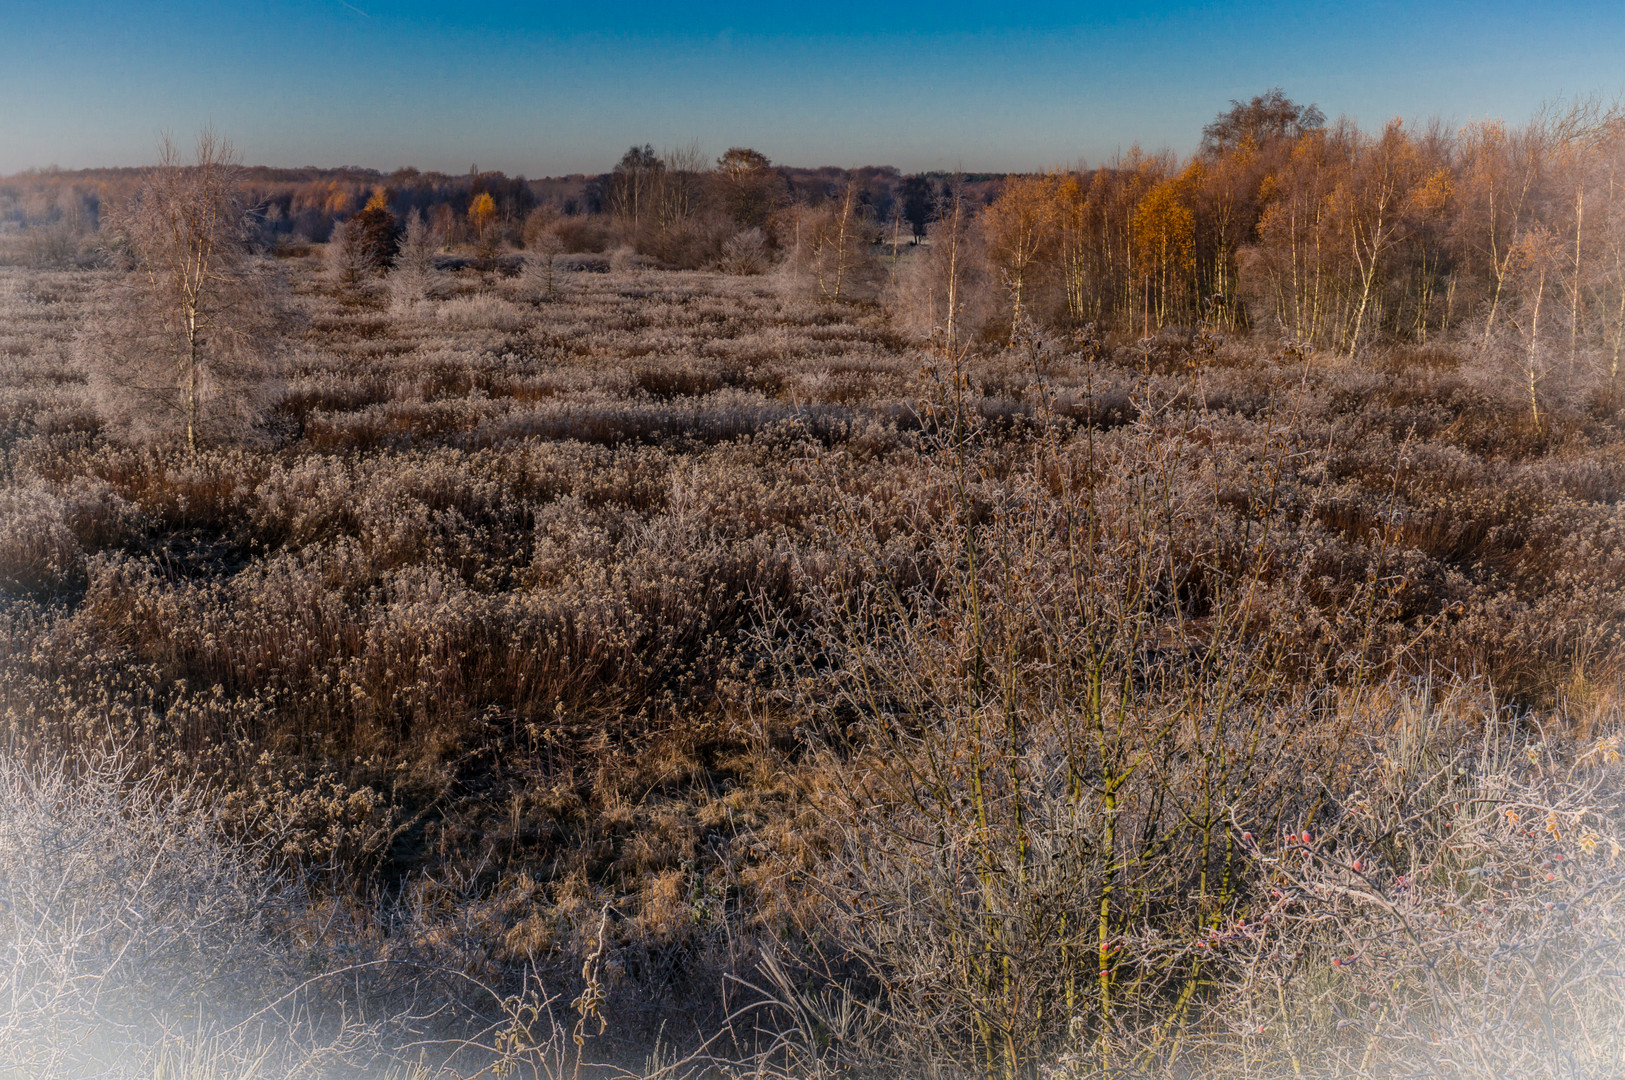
left=793, top=181, right=872, bottom=303
left=1507, top=227, right=1567, bottom=431
left=1342, top=120, right=1423, bottom=356
left=889, top=181, right=990, bottom=350
left=82, top=131, right=284, bottom=452
left=984, top=174, right=1060, bottom=339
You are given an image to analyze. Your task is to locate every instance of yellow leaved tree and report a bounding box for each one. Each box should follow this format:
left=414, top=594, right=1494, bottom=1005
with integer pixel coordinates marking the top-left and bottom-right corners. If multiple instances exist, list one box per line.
left=468, top=192, right=498, bottom=263
left=1131, top=175, right=1195, bottom=334
left=982, top=174, right=1060, bottom=340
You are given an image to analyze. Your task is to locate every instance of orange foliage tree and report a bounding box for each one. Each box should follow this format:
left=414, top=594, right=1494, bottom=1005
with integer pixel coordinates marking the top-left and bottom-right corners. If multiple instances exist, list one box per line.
left=932, top=94, right=1625, bottom=370
left=1131, top=175, right=1196, bottom=333
left=468, top=192, right=498, bottom=262
left=982, top=174, right=1060, bottom=339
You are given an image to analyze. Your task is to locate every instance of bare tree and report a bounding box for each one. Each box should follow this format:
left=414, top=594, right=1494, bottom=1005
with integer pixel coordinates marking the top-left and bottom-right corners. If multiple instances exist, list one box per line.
left=83, top=131, right=284, bottom=452
left=983, top=173, right=1061, bottom=339
left=1507, top=226, right=1567, bottom=431
left=519, top=230, right=566, bottom=300
left=789, top=180, right=872, bottom=302
left=888, top=181, right=989, bottom=349
left=655, top=141, right=707, bottom=229
left=326, top=215, right=372, bottom=295
left=1343, top=120, right=1425, bottom=357
left=1199, top=87, right=1325, bottom=156
left=607, top=144, right=664, bottom=230
left=716, top=147, right=784, bottom=228
left=387, top=208, right=444, bottom=312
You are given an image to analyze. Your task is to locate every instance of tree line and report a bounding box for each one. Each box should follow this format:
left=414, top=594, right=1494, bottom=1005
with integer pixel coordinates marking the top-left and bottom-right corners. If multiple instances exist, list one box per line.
left=968, top=91, right=1625, bottom=368
left=0, top=152, right=977, bottom=261
left=20, top=90, right=1625, bottom=417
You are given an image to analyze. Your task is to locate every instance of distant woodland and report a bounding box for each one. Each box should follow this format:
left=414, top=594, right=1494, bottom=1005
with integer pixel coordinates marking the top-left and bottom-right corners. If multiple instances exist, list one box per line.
left=9, top=90, right=1625, bottom=366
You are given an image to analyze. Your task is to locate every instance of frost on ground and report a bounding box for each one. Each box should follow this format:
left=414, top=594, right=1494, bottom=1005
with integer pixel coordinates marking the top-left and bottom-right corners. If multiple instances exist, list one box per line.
left=0, top=251, right=1624, bottom=1078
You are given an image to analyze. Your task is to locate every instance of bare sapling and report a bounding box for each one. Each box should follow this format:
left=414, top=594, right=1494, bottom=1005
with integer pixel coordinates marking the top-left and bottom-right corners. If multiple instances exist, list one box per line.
left=327, top=215, right=374, bottom=297
left=787, top=181, right=873, bottom=303
left=520, top=229, right=567, bottom=301
left=81, top=130, right=284, bottom=452
left=1507, top=227, right=1567, bottom=433
left=719, top=227, right=769, bottom=275
left=387, top=208, right=444, bottom=312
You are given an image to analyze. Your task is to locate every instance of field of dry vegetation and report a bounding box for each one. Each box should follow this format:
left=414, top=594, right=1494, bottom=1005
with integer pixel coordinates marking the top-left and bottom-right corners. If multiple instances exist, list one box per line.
left=5, top=105, right=1625, bottom=1079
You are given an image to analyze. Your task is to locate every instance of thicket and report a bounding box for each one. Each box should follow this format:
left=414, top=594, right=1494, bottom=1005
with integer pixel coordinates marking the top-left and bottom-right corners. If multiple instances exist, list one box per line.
left=938, top=94, right=1625, bottom=385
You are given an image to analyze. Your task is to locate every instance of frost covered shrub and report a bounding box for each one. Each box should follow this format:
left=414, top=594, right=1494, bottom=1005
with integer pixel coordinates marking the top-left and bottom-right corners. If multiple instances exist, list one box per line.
left=556, top=252, right=610, bottom=273
left=718, top=227, right=770, bottom=275
left=0, top=748, right=599, bottom=1079
left=0, top=752, right=340, bottom=1078
left=435, top=293, right=529, bottom=331
left=608, top=245, right=653, bottom=273
left=0, top=487, right=84, bottom=594
left=1126, top=685, right=1625, bottom=1080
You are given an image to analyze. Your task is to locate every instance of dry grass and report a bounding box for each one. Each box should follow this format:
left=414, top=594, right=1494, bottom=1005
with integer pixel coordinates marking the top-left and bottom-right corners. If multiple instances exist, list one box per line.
left=3, top=255, right=1625, bottom=1075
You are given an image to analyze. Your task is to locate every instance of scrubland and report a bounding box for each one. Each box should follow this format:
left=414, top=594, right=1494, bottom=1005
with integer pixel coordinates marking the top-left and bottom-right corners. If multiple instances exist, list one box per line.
left=3, top=236, right=1625, bottom=1079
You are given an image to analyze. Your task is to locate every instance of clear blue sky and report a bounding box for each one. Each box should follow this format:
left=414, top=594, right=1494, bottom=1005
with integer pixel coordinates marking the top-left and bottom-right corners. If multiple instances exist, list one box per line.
left=2, top=1, right=1622, bottom=176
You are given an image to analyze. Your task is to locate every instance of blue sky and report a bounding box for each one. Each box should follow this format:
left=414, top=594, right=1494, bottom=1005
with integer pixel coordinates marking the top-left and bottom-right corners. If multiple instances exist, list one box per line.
left=1, top=1, right=1622, bottom=175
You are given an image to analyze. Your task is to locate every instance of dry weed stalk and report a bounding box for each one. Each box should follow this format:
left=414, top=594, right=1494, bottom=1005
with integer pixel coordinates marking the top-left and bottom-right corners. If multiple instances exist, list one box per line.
left=1155, top=684, right=1625, bottom=1080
